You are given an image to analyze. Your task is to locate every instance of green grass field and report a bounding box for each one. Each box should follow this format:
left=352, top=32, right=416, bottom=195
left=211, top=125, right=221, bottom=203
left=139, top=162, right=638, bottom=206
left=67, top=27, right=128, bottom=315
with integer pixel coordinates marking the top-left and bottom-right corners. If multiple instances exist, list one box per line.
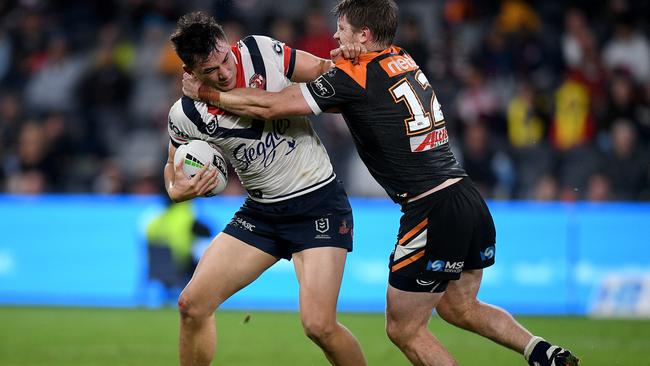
left=0, top=307, right=648, bottom=365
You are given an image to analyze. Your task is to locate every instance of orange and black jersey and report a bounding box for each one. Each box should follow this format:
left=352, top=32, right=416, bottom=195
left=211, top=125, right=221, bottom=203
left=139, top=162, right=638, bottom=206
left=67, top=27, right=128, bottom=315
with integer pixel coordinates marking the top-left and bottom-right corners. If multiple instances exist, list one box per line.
left=299, top=46, right=466, bottom=204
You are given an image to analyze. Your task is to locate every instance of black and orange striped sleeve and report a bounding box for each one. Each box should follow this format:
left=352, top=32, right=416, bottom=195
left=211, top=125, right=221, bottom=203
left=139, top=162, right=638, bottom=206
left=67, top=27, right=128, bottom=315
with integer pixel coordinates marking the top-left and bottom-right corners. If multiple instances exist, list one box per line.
left=298, top=63, right=366, bottom=115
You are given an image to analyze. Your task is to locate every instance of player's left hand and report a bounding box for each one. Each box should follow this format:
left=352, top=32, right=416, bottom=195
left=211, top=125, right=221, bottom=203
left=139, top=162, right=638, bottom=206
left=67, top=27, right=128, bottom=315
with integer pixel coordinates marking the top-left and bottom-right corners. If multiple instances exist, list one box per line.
left=182, top=72, right=202, bottom=100
left=331, top=42, right=366, bottom=64
left=170, top=159, right=219, bottom=202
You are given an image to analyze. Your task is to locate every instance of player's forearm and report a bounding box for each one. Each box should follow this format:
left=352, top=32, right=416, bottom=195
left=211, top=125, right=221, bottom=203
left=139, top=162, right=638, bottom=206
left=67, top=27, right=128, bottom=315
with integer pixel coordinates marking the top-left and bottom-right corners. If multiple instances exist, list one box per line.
left=221, top=90, right=276, bottom=119
left=200, top=85, right=283, bottom=119
left=164, top=162, right=189, bottom=203
left=163, top=162, right=177, bottom=200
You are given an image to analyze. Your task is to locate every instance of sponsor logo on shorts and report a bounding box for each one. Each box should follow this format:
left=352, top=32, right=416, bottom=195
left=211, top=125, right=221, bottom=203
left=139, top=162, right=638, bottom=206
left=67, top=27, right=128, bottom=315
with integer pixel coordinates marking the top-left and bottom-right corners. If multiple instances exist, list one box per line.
left=480, top=246, right=495, bottom=261
left=338, top=220, right=351, bottom=235
left=409, top=127, right=449, bottom=152
left=426, top=259, right=464, bottom=273
left=230, top=217, right=256, bottom=232
left=309, top=76, right=335, bottom=99
left=416, top=278, right=436, bottom=286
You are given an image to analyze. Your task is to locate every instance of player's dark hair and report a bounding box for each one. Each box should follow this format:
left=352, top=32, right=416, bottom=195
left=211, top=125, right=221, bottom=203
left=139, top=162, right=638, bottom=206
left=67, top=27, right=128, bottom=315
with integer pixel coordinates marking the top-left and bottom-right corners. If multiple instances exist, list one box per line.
left=333, top=0, right=398, bottom=48
left=170, top=11, right=227, bottom=68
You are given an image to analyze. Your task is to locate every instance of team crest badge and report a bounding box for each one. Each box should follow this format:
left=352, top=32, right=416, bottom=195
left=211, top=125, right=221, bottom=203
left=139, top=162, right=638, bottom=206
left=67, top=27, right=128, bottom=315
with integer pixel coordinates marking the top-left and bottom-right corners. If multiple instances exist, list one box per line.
left=249, top=74, right=266, bottom=89
left=338, top=220, right=351, bottom=235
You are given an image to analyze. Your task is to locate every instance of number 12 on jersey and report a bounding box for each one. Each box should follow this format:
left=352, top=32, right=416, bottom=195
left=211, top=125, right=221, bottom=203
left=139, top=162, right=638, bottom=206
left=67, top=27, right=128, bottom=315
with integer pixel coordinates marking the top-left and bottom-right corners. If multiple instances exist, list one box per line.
left=389, top=70, right=445, bottom=135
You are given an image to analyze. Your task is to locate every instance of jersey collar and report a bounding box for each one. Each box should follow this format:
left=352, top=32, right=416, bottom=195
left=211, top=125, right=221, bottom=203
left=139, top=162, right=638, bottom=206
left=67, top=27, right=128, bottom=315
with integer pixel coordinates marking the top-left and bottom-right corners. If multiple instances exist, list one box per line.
left=231, top=44, right=246, bottom=88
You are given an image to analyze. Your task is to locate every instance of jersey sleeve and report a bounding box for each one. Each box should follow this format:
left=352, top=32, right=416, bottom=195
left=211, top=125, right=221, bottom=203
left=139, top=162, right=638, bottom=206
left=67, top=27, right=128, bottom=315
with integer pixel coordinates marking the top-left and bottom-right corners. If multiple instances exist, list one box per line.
left=248, top=35, right=297, bottom=80
left=167, top=98, right=201, bottom=147
left=299, top=67, right=366, bottom=115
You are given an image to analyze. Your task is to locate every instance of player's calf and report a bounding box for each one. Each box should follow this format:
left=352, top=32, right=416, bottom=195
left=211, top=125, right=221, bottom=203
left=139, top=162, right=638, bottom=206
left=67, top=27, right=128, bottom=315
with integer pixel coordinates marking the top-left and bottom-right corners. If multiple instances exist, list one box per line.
left=524, top=336, right=579, bottom=366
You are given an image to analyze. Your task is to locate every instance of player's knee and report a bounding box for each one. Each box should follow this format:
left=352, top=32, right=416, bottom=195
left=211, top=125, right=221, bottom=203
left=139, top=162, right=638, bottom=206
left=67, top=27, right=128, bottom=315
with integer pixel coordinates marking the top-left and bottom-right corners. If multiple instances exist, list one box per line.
left=385, top=318, right=412, bottom=347
left=437, top=298, right=477, bottom=328
left=177, top=292, right=214, bottom=321
left=301, top=315, right=336, bottom=344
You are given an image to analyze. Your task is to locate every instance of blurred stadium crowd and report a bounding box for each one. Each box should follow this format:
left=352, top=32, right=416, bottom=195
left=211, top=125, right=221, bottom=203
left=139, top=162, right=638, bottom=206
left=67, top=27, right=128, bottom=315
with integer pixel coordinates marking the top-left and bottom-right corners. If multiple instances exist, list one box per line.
left=0, top=0, right=649, bottom=201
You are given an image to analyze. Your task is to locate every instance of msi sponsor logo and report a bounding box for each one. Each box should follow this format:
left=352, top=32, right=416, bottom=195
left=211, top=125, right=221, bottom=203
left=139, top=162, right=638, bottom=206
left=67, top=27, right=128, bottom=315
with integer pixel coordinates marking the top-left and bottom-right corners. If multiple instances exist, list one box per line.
left=410, top=127, right=449, bottom=152
left=249, top=73, right=266, bottom=89
left=426, top=260, right=464, bottom=273
left=309, top=76, right=335, bottom=98
left=480, top=246, right=495, bottom=261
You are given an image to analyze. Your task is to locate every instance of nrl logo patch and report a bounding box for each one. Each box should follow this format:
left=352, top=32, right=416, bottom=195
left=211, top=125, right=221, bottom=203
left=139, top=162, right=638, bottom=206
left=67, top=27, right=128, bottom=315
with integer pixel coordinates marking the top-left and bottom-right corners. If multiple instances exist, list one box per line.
left=204, top=117, right=218, bottom=135
left=272, top=40, right=283, bottom=55
left=315, top=218, right=329, bottom=233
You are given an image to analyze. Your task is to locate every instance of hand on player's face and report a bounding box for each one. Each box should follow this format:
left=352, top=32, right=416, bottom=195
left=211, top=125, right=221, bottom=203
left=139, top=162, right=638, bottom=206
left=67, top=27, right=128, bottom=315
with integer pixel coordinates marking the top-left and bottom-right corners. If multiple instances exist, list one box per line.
left=182, top=72, right=202, bottom=100
left=172, top=160, right=219, bottom=200
left=195, top=40, right=237, bottom=92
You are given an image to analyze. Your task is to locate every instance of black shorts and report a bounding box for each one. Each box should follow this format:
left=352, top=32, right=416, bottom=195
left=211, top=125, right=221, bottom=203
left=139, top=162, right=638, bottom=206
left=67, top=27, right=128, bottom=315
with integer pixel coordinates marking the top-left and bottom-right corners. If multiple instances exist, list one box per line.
left=389, top=178, right=496, bottom=292
left=223, top=180, right=353, bottom=260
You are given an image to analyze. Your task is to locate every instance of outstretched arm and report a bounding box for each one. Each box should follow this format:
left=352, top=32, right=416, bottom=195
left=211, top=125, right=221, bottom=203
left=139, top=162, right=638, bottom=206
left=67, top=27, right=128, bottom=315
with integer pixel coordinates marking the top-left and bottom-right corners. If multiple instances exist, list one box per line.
left=181, top=43, right=364, bottom=119
left=290, top=49, right=332, bottom=83
left=183, top=74, right=312, bottom=120
left=291, top=43, right=365, bottom=82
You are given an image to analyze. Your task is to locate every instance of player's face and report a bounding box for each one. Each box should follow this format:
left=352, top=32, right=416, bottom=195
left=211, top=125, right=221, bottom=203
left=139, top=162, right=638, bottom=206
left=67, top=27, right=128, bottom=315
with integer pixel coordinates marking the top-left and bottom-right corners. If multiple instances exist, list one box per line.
left=334, top=15, right=363, bottom=46
left=193, top=38, right=237, bottom=91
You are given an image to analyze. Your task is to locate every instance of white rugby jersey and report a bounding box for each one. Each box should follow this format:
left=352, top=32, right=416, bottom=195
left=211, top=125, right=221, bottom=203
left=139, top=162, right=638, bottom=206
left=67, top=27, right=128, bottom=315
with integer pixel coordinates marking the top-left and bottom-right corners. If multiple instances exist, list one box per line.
left=168, top=35, right=334, bottom=203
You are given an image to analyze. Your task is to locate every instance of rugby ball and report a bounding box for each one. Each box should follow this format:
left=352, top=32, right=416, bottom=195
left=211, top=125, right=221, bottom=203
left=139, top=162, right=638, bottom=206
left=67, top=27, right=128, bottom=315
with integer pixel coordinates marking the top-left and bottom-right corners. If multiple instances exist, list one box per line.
left=173, top=140, right=228, bottom=196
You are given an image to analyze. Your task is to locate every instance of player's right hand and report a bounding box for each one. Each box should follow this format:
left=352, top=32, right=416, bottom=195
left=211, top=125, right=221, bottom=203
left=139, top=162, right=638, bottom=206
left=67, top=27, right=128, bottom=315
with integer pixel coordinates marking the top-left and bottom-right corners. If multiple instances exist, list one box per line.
left=169, top=160, right=219, bottom=202
left=331, top=42, right=366, bottom=64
